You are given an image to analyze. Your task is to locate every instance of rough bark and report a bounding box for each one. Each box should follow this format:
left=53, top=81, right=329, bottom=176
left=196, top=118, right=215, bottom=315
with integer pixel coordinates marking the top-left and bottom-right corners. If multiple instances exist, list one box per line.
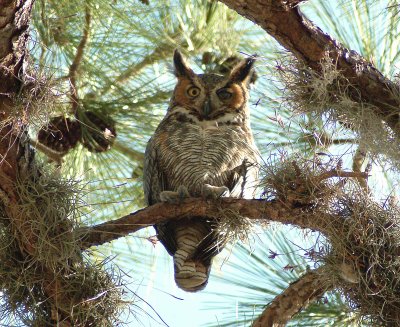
left=0, top=0, right=35, bottom=250
left=218, top=0, right=400, bottom=135
left=0, top=0, right=33, bottom=181
left=251, top=266, right=332, bottom=327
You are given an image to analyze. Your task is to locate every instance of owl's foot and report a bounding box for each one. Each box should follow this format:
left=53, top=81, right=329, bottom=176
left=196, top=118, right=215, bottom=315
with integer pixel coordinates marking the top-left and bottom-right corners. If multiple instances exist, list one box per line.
left=160, top=185, right=190, bottom=203
left=202, top=184, right=230, bottom=199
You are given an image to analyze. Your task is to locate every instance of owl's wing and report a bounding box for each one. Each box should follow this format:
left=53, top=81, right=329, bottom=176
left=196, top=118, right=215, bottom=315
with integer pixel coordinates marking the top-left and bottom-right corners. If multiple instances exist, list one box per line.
left=143, top=137, right=178, bottom=255
left=143, top=136, right=164, bottom=205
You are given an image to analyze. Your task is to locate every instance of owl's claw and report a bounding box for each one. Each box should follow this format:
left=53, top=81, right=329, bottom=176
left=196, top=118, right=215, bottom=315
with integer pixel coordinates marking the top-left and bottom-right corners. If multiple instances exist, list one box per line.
left=202, top=184, right=230, bottom=199
left=177, top=185, right=190, bottom=199
left=160, top=185, right=190, bottom=203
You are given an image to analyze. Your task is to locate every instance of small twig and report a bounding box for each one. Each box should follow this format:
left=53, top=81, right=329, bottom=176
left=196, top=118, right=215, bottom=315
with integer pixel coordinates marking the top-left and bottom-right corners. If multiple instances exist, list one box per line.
left=133, top=292, right=170, bottom=327
left=272, top=138, right=356, bottom=148
left=292, top=161, right=301, bottom=176
left=29, top=139, right=63, bottom=165
left=69, top=3, right=91, bottom=113
left=313, top=169, right=368, bottom=185
left=112, top=141, right=144, bottom=162
left=100, top=44, right=171, bottom=96
left=251, top=266, right=332, bottom=327
left=352, top=146, right=369, bottom=191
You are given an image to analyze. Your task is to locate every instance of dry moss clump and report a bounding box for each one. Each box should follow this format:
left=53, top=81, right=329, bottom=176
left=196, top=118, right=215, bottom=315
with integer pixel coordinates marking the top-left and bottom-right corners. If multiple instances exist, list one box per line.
left=216, top=208, right=254, bottom=246
left=261, top=154, right=341, bottom=208
left=15, top=169, right=83, bottom=269
left=277, top=56, right=400, bottom=172
left=263, top=154, right=400, bottom=324
left=0, top=167, right=126, bottom=326
left=5, top=66, right=60, bottom=134
left=326, top=191, right=400, bottom=326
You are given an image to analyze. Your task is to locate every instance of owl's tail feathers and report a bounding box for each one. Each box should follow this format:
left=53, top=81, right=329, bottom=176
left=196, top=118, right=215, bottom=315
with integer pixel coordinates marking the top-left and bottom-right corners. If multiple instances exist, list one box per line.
left=172, top=219, right=216, bottom=292
left=173, top=251, right=210, bottom=292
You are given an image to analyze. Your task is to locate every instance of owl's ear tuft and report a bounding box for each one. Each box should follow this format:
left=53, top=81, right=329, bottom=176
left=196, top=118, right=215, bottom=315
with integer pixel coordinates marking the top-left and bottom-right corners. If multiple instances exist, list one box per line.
left=174, top=49, right=195, bottom=78
left=229, top=56, right=256, bottom=86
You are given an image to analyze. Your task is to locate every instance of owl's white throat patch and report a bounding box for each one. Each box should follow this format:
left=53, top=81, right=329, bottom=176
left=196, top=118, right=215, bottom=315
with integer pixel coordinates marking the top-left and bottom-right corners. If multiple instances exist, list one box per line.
left=214, top=112, right=242, bottom=125
left=198, top=120, right=219, bottom=129
left=171, top=106, right=242, bottom=129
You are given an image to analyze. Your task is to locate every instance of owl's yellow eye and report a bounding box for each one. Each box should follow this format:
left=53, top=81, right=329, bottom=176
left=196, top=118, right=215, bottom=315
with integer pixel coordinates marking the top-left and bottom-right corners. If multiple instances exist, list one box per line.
left=187, top=86, right=201, bottom=98
left=217, top=88, right=233, bottom=100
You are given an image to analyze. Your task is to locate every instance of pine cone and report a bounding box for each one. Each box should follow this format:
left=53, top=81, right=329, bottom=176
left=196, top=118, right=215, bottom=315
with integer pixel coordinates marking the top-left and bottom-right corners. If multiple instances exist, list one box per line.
left=80, top=111, right=116, bottom=153
left=37, top=116, right=81, bottom=154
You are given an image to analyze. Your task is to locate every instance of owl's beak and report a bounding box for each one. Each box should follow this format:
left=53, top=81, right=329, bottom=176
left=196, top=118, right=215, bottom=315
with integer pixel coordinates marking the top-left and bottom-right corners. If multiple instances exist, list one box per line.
left=203, top=100, right=211, bottom=118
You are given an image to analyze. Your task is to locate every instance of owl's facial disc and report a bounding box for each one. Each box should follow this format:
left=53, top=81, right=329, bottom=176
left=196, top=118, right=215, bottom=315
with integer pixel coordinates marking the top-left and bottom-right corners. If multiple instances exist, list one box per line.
left=171, top=49, right=256, bottom=121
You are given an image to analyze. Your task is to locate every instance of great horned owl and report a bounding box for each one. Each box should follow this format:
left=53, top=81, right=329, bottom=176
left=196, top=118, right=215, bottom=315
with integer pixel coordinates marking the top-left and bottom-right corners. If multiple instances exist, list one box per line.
left=143, top=50, right=259, bottom=292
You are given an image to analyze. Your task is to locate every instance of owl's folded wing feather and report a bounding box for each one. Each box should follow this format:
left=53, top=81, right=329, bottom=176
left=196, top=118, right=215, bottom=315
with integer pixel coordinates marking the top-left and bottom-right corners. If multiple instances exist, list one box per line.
left=143, top=137, right=177, bottom=255
left=143, top=136, right=163, bottom=206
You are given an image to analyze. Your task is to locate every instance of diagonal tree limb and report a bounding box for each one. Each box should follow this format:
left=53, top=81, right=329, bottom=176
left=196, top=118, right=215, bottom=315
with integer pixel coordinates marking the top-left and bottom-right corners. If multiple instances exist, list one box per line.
left=79, top=197, right=340, bottom=249
left=251, top=266, right=333, bottom=327
left=218, top=0, right=400, bottom=135
left=69, top=2, right=91, bottom=113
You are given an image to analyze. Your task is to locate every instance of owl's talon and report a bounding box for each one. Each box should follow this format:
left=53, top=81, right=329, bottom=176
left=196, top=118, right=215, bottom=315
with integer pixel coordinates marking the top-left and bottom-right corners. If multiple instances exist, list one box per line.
left=202, top=184, right=230, bottom=199
left=177, top=185, right=190, bottom=199
left=160, top=191, right=179, bottom=203
left=160, top=186, right=190, bottom=203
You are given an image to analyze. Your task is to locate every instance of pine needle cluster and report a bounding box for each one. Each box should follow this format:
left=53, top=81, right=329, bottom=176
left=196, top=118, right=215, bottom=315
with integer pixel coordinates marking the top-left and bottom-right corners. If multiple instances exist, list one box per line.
left=326, top=191, right=400, bottom=326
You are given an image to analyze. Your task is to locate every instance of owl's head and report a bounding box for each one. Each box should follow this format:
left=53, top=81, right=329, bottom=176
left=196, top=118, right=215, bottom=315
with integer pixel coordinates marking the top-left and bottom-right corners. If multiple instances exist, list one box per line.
left=169, top=50, right=256, bottom=123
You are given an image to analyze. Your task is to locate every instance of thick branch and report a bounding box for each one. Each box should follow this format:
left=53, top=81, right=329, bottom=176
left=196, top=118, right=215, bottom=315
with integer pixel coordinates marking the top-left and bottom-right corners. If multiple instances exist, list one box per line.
left=80, top=197, right=339, bottom=249
left=218, top=0, right=400, bottom=133
left=252, top=266, right=332, bottom=327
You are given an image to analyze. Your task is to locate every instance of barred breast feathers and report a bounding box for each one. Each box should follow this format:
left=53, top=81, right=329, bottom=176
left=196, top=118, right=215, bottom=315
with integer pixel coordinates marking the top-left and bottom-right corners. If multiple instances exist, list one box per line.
left=154, top=113, right=259, bottom=197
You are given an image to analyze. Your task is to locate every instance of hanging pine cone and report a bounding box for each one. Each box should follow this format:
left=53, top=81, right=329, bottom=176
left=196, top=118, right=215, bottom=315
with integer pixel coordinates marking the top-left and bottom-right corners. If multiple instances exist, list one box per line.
left=37, top=116, right=81, bottom=154
left=79, top=111, right=116, bottom=153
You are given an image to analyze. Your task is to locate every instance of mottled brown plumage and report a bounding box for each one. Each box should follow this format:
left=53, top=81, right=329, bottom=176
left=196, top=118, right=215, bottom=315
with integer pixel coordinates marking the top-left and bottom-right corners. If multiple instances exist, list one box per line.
left=143, top=50, right=259, bottom=292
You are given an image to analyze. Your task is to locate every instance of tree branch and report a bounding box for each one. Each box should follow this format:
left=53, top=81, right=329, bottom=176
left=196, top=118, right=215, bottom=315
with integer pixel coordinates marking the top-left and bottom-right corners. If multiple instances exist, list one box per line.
left=218, top=0, right=400, bottom=134
left=100, top=44, right=173, bottom=96
left=251, top=266, right=332, bottom=327
left=69, top=3, right=91, bottom=113
left=29, top=138, right=63, bottom=165
left=79, top=197, right=339, bottom=249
